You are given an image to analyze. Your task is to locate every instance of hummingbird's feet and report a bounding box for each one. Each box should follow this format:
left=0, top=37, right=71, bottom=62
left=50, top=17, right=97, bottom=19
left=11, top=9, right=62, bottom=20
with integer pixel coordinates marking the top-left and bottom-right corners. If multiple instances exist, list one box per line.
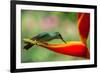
left=34, top=40, right=38, bottom=45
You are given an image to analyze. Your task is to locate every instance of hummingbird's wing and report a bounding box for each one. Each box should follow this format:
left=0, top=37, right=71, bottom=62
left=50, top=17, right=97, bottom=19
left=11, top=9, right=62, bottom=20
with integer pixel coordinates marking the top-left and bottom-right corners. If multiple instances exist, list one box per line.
left=32, top=33, right=52, bottom=41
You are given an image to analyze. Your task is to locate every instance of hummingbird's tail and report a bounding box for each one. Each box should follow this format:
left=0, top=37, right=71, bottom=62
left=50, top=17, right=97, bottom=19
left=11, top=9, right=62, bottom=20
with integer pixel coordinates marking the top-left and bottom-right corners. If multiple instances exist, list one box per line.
left=23, top=38, right=37, bottom=50
left=24, top=43, right=34, bottom=50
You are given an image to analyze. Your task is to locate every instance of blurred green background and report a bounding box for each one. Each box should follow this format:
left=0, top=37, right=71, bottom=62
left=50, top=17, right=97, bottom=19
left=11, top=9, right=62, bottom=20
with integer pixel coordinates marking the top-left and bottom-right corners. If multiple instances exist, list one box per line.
left=21, top=10, right=90, bottom=63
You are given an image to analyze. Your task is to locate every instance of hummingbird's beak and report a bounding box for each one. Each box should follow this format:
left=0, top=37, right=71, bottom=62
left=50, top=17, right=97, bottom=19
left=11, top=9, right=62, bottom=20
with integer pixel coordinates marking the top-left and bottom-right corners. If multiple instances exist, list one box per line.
left=62, top=39, right=66, bottom=44
left=58, top=34, right=66, bottom=44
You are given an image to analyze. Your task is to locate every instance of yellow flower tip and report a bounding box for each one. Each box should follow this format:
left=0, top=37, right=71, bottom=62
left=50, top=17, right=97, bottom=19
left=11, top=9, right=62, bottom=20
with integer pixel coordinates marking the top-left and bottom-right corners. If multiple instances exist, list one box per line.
left=66, top=41, right=86, bottom=46
left=38, top=41, right=87, bottom=49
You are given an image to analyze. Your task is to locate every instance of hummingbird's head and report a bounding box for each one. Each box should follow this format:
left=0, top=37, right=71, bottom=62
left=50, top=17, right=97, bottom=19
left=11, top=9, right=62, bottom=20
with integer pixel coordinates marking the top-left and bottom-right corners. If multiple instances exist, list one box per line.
left=55, top=32, right=60, bottom=35
left=55, top=32, right=66, bottom=43
left=54, top=32, right=61, bottom=37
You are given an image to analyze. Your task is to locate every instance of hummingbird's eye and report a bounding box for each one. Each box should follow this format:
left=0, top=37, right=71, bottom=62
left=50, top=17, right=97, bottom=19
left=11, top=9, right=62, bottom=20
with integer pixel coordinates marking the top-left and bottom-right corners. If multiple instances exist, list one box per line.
left=55, top=32, right=59, bottom=34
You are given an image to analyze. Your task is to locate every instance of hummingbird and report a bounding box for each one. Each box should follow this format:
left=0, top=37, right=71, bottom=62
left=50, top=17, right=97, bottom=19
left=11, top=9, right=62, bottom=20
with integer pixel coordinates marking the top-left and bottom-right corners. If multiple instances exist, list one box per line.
left=24, top=32, right=66, bottom=50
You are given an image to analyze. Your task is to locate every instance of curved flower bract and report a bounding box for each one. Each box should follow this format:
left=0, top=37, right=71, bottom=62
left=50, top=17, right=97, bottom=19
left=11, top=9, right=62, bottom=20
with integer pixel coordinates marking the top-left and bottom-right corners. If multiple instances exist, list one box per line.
left=77, top=13, right=90, bottom=45
left=38, top=41, right=90, bottom=59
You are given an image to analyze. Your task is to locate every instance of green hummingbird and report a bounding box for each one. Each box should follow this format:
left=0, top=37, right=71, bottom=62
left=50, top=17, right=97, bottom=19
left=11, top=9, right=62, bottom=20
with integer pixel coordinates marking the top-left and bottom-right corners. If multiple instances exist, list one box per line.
left=24, top=32, right=66, bottom=50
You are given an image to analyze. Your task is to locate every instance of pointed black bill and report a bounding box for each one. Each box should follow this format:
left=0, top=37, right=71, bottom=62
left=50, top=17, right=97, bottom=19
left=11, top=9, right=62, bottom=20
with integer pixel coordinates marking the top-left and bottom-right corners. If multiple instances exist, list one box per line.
left=58, top=34, right=66, bottom=43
